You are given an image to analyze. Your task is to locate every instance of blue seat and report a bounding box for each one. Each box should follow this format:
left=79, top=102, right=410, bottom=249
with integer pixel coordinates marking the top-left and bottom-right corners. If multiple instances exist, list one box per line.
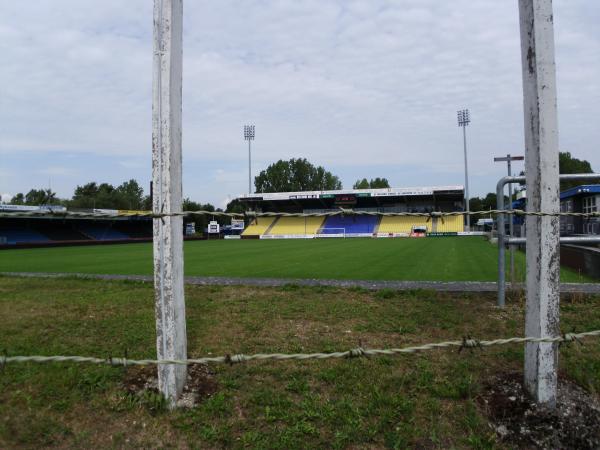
left=0, top=228, right=50, bottom=244
left=78, top=225, right=129, bottom=240
left=320, top=215, right=378, bottom=234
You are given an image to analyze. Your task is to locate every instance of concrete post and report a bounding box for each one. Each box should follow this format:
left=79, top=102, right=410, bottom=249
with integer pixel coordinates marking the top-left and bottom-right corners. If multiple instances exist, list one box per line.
left=152, top=0, right=187, bottom=407
left=518, top=0, right=560, bottom=407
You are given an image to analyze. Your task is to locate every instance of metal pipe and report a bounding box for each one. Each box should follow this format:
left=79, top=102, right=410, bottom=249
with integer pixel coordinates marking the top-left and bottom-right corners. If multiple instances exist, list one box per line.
left=496, top=175, right=523, bottom=307
left=496, top=172, right=600, bottom=308
left=508, top=159, right=515, bottom=287
left=508, top=236, right=600, bottom=245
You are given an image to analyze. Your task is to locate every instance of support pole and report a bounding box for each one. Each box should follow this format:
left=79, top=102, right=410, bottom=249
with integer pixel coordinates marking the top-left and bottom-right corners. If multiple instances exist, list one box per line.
left=248, top=139, right=252, bottom=194
left=518, top=0, right=560, bottom=407
left=508, top=158, right=516, bottom=287
left=496, top=178, right=507, bottom=308
left=462, top=126, right=470, bottom=232
left=152, top=0, right=187, bottom=407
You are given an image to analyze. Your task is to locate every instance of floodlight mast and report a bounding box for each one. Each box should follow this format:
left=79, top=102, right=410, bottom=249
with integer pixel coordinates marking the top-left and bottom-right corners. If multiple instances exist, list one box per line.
left=244, top=125, right=255, bottom=194
left=457, top=109, right=471, bottom=231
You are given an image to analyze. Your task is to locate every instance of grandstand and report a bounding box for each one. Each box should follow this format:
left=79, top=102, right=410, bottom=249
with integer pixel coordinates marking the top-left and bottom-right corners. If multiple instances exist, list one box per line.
left=236, top=185, right=466, bottom=238
left=0, top=205, right=153, bottom=247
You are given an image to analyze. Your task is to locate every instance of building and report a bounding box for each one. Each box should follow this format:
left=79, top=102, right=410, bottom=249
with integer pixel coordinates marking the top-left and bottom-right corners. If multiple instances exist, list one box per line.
left=234, top=185, right=466, bottom=238
left=560, top=185, right=600, bottom=235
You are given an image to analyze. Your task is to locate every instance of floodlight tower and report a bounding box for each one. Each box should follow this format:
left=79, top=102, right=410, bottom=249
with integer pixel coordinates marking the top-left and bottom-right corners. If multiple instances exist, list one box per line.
left=244, top=124, right=255, bottom=194
left=457, top=109, right=471, bottom=231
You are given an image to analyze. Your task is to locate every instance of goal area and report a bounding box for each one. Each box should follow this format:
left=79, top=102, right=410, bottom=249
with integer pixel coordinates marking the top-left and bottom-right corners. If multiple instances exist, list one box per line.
left=315, top=227, right=346, bottom=238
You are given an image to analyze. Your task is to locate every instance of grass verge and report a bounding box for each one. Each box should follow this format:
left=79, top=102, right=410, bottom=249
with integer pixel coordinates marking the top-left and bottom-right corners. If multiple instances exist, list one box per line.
left=1, top=276, right=599, bottom=448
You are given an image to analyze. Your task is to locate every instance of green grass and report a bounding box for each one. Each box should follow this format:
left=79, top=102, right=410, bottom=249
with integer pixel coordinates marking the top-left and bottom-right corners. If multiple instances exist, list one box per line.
left=1, top=276, right=599, bottom=449
left=0, top=237, right=594, bottom=282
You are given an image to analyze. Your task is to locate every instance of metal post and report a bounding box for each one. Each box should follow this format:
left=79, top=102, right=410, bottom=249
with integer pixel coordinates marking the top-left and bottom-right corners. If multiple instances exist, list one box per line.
left=244, top=125, right=255, bottom=194
left=494, top=154, right=525, bottom=290
left=463, top=125, right=470, bottom=231
left=508, top=158, right=515, bottom=286
left=519, top=0, right=560, bottom=407
left=496, top=178, right=508, bottom=308
left=152, top=0, right=187, bottom=408
left=457, top=109, right=471, bottom=232
left=248, top=139, right=251, bottom=194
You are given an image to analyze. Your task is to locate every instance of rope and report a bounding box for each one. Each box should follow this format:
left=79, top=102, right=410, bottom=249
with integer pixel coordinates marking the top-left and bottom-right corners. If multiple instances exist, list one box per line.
left=3, top=329, right=598, bottom=367
left=0, top=209, right=599, bottom=220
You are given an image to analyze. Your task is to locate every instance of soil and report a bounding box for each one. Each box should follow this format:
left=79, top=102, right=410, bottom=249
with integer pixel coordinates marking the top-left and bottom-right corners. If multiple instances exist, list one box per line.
left=123, top=364, right=219, bottom=408
left=479, top=372, right=600, bottom=449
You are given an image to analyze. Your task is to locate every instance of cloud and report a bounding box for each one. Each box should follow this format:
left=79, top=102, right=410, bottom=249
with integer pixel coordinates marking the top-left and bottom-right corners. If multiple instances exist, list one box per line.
left=1, top=1, right=599, bottom=205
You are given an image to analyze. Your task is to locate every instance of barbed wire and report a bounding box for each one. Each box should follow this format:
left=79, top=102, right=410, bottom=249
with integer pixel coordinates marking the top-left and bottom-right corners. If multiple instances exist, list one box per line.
left=1, top=208, right=599, bottom=220
left=2, top=329, right=598, bottom=368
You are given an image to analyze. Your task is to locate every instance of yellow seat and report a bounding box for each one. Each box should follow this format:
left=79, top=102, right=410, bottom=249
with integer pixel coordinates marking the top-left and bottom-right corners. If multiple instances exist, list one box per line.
left=378, top=216, right=431, bottom=234
left=436, top=215, right=464, bottom=233
left=241, top=217, right=277, bottom=236
left=268, top=216, right=325, bottom=235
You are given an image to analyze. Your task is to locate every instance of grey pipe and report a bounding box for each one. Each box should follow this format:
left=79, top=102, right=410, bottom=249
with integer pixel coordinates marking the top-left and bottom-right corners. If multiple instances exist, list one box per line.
left=508, top=236, right=600, bottom=245
left=496, top=176, right=524, bottom=307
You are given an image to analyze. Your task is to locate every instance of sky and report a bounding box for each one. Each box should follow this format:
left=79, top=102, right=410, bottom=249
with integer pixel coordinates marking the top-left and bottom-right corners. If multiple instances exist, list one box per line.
left=1, top=1, right=599, bottom=208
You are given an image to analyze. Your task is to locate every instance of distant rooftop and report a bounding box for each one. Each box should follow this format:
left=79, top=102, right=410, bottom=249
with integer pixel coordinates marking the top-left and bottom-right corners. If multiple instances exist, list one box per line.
left=560, top=184, right=600, bottom=200
left=236, top=185, right=464, bottom=202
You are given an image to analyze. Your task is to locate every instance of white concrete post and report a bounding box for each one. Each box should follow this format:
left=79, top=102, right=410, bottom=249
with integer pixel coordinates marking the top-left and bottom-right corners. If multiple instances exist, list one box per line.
left=518, top=0, right=560, bottom=407
left=152, top=0, right=187, bottom=407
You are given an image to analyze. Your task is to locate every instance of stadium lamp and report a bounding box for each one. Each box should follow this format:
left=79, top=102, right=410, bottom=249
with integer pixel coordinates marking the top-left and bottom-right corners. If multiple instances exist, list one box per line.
left=457, top=108, right=470, bottom=231
left=244, top=125, right=255, bottom=194
left=457, top=109, right=470, bottom=127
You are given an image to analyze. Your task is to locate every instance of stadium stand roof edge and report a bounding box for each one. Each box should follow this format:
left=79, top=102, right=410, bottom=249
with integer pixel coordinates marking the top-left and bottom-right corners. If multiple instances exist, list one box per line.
left=559, top=184, right=600, bottom=200
left=235, top=185, right=464, bottom=202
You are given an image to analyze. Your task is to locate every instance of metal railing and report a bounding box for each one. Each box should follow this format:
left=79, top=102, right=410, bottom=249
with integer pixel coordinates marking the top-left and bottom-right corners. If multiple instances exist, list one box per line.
left=496, top=173, right=600, bottom=307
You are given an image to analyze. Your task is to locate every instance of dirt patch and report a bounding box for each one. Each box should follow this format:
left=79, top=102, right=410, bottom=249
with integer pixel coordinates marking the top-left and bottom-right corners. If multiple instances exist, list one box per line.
left=123, top=364, right=219, bottom=408
left=479, top=372, right=600, bottom=449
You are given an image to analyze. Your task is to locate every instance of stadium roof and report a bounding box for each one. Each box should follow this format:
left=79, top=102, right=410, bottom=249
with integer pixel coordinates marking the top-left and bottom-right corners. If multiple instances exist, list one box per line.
left=560, top=184, right=600, bottom=200
left=236, top=185, right=464, bottom=202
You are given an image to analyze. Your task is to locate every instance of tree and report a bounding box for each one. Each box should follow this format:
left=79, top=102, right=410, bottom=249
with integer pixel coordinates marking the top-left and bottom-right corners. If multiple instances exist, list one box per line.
left=254, top=158, right=342, bottom=192
left=353, top=177, right=390, bottom=189
left=24, top=189, right=57, bottom=205
left=559, top=151, right=593, bottom=191
left=11, top=193, right=25, bottom=205
left=469, top=193, right=509, bottom=226
left=70, top=180, right=146, bottom=209
left=70, top=182, right=115, bottom=209
left=71, top=182, right=100, bottom=208
left=518, top=152, right=594, bottom=192
left=353, top=178, right=370, bottom=189
left=226, top=198, right=245, bottom=214
left=182, top=198, right=218, bottom=234
left=370, top=177, right=390, bottom=188
left=115, top=179, right=144, bottom=210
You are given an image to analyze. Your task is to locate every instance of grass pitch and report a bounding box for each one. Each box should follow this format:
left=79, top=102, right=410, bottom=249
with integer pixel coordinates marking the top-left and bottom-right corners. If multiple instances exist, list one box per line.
left=1, top=276, right=599, bottom=448
left=0, top=236, right=593, bottom=282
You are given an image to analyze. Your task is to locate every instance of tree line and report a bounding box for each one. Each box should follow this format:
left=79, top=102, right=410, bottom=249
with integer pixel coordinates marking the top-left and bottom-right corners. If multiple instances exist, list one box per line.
left=7, top=151, right=593, bottom=218
left=10, top=180, right=152, bottom=211
left=253, top=157, right=391, bottom=192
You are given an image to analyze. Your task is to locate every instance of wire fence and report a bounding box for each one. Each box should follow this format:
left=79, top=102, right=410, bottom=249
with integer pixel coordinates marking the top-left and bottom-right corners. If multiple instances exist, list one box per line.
left=1, top=208, right=600, bottom=220
left=3, top=329, right=598, bottom=368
